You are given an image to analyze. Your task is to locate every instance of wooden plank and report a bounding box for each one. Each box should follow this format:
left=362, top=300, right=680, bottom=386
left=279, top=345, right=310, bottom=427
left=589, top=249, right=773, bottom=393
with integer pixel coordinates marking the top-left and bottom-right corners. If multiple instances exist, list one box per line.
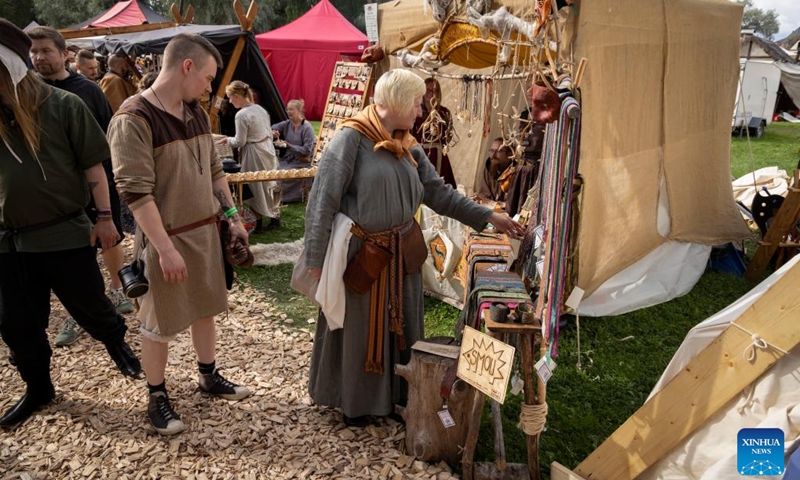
left=484, top=309, right=542, bottom=335
left=233, top=0, right=248, bottom=29
left=170, top=3, right=182, bottom=22
left=575, top=262, right=800, bottom=479
left=184, top=5, right=195, bottom=24
left=59, top=22, right=179, bottom=40
left=244, top=0, right=258, bottom=31
left=550, top=462, right=586, bottom=480
left=745, top=187, right=800, bottom=281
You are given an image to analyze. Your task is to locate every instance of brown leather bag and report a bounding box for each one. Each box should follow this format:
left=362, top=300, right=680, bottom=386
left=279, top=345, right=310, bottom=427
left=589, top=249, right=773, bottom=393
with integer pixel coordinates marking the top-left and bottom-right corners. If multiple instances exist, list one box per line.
left=343, top=240, right=392, bottom=295
left=402, top=221, right=428, bottom=274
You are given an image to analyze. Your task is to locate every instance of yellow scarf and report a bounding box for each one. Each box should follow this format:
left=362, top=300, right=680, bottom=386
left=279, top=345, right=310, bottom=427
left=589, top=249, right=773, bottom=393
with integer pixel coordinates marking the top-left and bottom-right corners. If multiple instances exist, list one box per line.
left=341, top=104, right=418, bottom=167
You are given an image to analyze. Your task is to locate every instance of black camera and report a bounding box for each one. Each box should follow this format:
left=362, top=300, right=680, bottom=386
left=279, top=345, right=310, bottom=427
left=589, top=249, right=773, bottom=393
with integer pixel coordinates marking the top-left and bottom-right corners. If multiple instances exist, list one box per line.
left=118, top=259, right=149, bottom=298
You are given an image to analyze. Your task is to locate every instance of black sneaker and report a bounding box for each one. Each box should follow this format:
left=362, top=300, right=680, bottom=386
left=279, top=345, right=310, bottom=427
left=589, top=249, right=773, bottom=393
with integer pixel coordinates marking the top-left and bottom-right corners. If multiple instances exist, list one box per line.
left=147, top=391, right=186, bottom=435
left=198, top=370, right=250, bottom=400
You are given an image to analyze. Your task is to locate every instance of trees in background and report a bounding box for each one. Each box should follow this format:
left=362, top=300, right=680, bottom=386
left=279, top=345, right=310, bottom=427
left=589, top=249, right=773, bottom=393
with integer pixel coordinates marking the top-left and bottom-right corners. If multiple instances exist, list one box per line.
left=737, top=0, right=780, bottom=40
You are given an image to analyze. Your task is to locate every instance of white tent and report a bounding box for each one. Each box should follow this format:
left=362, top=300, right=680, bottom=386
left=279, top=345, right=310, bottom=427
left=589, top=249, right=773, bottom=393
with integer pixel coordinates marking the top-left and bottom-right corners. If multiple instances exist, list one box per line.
left=641, top=256, right=800, bottom=479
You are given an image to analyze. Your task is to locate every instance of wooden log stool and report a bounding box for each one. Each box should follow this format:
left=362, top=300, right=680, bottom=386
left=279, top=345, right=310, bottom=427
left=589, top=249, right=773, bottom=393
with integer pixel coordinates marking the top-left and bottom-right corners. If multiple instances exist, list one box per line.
left=461, top=310, right=545, bottom=480
left=395, top=337, right=476, bottom=467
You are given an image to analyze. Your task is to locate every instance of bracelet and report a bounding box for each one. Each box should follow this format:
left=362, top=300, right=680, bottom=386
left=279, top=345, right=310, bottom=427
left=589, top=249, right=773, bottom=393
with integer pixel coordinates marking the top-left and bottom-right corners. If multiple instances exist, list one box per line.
left=223, top=207, right=238, bottom=218
left=97, top=217, right=113, bottom=222
left=97, top=208, right=112, bottom=214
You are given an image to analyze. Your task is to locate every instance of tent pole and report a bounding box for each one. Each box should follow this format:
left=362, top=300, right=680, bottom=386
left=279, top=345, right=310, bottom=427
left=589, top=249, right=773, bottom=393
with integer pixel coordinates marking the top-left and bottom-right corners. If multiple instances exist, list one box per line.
left=208, top=0, right=259, bottom=133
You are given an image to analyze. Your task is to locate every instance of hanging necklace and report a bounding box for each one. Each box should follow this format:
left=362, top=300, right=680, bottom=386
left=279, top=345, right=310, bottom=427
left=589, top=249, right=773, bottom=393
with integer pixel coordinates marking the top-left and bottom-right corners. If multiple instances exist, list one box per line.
left=150, top=87, right=204, bottom=175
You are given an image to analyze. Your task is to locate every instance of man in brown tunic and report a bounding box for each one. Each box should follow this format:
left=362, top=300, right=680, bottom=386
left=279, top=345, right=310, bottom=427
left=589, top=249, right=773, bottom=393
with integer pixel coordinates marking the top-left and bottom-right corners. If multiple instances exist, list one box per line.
left=98, top=52, right=136, bottom=113
left=108, top=34, right=250, bottom=435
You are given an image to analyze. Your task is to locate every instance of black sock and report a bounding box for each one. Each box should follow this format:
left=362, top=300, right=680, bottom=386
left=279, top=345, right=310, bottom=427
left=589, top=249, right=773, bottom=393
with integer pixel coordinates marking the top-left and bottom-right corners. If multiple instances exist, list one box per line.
left=148, top=381, right=167, bottom=395
left=198, top=360, right=216, bottom=375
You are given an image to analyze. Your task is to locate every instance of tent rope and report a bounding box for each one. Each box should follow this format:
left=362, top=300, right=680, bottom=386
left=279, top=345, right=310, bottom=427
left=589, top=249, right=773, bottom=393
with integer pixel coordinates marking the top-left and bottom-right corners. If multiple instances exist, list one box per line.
left=518, top=402, right=548, bottom=435
left=729, top=322, right=790, bottom=362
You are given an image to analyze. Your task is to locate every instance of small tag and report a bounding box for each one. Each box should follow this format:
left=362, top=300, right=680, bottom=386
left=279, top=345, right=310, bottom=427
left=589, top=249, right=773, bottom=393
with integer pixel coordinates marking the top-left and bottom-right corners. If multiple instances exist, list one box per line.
left=536, top=259, right=545, bottom=278
left=565, top=287, right=585, bottom=310
left=438, top=409, right=456, bottom=428
left=510, top=373, right=524, bottom=396
left=535, top=357, right=556, bottom=385
left=533, top=225, right=544, bottom=248
left=512, top=213, right=521, bottom=222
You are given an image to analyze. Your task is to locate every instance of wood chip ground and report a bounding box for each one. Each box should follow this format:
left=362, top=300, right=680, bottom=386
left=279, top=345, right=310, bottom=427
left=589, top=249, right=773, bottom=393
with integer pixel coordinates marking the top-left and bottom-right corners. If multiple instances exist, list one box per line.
left=0, top=240, right=460, bottom=479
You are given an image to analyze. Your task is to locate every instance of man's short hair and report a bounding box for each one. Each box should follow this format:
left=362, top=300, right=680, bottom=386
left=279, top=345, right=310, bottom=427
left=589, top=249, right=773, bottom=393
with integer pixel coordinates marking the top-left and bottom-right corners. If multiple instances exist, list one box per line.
left=66, top=44, right=80, bottom=54
left=163, top=33, right=222, bottom=70
left=492, top=137, right=512, bottom=155
left=26, top=26, right=67, bottom=52
left=76, top=50, right=95, bottom=63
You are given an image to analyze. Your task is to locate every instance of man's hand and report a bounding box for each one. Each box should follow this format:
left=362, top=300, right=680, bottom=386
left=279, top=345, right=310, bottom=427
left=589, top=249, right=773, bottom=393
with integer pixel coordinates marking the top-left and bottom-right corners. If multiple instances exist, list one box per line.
left=487, top=212, right=525, bottom=240
left=215, top=137, right=228, bottom=145
left=159, top=246, right=188, bottom=283
left=90, top=221, right=120, bottom=251
left=229, top=220, right=249, bottom=248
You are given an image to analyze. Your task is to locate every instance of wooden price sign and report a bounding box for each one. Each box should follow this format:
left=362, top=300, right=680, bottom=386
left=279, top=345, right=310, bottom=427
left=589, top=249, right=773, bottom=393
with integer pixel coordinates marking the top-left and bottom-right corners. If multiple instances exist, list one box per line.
left=457, top=326, right=515, bottom=404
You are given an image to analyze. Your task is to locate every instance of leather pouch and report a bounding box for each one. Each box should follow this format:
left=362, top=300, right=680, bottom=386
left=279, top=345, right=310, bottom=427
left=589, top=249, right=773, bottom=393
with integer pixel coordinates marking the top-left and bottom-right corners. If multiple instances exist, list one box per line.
left=343, top=240, right=392, bottom=295
left=530, top=80, right=562, bottom=124
left=401, top=221, right=428, bottom=274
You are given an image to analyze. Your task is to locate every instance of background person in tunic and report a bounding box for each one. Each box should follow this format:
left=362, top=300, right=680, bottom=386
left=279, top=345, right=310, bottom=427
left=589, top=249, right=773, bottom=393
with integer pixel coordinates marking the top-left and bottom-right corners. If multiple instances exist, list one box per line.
left=303, top=69, right=524, bottom=428
left=216, top=80, right=280, bottom=233
left=27, top=26, right=135, bottom=348
left=0, top=18, right=141, bottom=429
left=412, top=77, right=456, bottom=188
left=109, top=33, right=251, bottom=436
left=272, top=99, right=316, bottom=203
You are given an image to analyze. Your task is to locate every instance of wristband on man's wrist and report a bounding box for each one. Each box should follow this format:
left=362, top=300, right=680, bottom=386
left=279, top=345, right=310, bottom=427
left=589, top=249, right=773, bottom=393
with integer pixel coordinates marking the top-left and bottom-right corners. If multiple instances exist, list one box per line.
left=223, top=207, right=238, bottom=218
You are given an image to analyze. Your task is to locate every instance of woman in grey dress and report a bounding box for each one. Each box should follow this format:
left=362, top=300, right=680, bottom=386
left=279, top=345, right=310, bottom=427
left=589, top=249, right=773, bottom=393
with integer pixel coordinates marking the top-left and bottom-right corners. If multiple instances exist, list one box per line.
left=217, top=81, right=280, bottom=232
left=272, top=99, right=316, bottom=203
left=303, top=70, right=524, bottom=427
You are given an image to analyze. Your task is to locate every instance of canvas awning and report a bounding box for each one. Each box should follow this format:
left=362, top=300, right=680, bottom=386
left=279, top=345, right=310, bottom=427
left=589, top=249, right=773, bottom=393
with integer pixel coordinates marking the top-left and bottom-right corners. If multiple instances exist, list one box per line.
left=71, top=0, right=170, bottom=29
left=86, top=24, right=287, bottom=124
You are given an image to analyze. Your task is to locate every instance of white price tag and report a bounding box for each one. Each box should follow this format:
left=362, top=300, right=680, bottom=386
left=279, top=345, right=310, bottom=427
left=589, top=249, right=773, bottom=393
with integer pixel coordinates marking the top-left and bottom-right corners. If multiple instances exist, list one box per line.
left=438, top=409, right=456, bottom=428
left=510, top=373, right=524, bottom=396
left=565, top=286, right=585, bottom=310
left=534, top=357, right=556, bottom=385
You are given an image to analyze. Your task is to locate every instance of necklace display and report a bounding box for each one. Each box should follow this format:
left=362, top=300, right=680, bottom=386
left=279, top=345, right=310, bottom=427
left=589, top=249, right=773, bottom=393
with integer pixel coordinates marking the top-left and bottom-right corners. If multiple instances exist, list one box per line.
left=150, top=87, right=204, bottom=175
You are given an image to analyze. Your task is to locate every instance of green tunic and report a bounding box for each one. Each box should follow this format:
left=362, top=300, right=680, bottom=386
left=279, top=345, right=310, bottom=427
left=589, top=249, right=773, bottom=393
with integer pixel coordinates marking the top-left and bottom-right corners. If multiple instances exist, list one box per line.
left=305, top=127, right=492, bottom=417
left=0, top=87, right=107, bottom=253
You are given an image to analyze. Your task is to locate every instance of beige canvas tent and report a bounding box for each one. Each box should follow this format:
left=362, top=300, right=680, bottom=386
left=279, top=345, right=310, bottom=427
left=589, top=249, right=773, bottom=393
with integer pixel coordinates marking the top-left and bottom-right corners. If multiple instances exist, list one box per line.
left=377, top=0, right=751, bottom=315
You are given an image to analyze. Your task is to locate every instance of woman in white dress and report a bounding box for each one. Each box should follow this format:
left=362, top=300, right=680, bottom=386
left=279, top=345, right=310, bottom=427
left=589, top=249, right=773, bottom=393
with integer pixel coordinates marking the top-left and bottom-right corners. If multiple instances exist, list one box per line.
left=216, top=81, right=280, bottom=232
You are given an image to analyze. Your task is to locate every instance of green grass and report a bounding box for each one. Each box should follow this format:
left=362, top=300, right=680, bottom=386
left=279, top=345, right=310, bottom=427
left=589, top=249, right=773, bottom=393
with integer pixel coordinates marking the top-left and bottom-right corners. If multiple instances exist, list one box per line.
left=232, top=125, right=799, bottom=478
left=730, top=123, right=800, bottom=179
left=234, top=203, right=318, bottom=326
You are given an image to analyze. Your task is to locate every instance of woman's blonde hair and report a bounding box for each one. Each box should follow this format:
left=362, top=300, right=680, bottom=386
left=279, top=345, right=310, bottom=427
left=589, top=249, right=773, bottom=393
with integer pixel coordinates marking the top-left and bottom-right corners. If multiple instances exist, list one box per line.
left=373, top=69, right=425, bottom=117
left=0, top=67, right=50, bottom=157
left=286, top=99, right=305, bottom=116
left=225, top=80, right=253, bottom=102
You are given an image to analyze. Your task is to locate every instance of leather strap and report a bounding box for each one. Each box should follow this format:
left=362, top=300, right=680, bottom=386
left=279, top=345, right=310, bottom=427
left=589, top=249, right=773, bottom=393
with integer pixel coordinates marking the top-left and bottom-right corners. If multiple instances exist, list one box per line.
left=166, top=215, right=217, bottom=236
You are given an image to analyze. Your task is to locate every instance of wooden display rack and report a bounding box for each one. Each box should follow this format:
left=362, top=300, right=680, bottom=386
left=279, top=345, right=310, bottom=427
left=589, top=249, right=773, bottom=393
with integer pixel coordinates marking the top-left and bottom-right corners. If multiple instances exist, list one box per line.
left=745, top=169, right=800, bottom=282
left=312, top=61, right=375, bottom=163
left=459, top=309, right=544, bottom=480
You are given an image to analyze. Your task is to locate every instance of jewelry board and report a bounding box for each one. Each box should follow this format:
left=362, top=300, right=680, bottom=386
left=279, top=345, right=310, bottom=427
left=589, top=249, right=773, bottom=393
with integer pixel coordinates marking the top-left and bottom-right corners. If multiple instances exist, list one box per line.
left=312, top=61, right=375, bottom=163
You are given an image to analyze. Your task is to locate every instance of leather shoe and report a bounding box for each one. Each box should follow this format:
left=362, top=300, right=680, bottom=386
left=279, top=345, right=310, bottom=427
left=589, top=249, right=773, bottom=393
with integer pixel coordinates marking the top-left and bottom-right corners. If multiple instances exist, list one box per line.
left=0, top=385, right=55, bottom=428
left=342, top=414, right=370, bottom=428
left=105, top=340, right=142, bottom=377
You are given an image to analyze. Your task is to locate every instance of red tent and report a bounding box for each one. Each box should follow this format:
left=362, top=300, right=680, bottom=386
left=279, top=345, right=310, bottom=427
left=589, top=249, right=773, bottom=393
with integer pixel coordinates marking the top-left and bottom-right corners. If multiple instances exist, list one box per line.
left=71, top=0, right=170, bottom=29
left=255, top=0, right=369, bottom=120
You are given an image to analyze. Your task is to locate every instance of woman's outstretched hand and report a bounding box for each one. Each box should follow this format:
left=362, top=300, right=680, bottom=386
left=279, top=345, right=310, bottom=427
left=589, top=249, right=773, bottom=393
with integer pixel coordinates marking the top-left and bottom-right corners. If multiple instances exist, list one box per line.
left=487, top=212, right=526, bottom=239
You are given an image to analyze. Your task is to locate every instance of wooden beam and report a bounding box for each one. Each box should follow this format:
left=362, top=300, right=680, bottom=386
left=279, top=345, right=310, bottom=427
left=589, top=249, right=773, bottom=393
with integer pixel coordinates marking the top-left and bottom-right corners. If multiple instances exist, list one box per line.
left=208, top=0, right=258, bottom=132
left=550, top=462, right=587, bottom=480
left=233, top=0, right=248, bottom=30
left=745, top=186, right=800, bottom=282
left=170, top=3, right=182, bottom=22
left=574, top=262, right=800, bottom=479
left=59, top=21, right=179, bottom=40
left=184, top=5, right=195, bottom=24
